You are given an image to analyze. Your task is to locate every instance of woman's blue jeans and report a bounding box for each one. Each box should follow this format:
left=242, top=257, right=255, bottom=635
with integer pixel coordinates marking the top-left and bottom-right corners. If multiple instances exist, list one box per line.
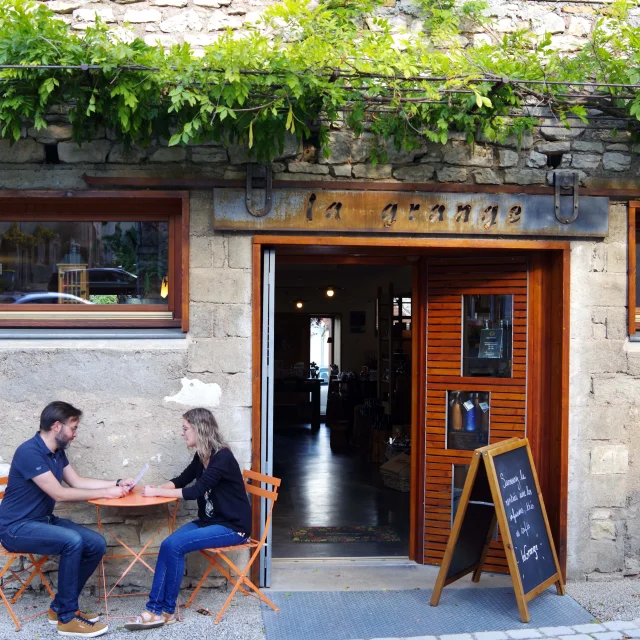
left=146, top=520, right=245, bottom=616
left=0, top=516, right=107, bottom=624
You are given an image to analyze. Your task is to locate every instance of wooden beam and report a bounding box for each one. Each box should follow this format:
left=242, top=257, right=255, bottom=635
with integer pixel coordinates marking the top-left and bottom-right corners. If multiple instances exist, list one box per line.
left=81, top=175, right=640, bottom=199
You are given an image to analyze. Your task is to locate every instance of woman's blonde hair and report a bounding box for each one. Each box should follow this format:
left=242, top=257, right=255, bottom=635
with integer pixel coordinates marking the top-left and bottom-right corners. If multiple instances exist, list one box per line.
left=182, top=408, right=227, bottom=467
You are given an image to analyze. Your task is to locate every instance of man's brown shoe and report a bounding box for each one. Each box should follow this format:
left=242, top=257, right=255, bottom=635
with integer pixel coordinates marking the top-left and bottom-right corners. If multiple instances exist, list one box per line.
left=57, top=616, right=108, bottom=637
left=48, top=609, right=100, bottom=624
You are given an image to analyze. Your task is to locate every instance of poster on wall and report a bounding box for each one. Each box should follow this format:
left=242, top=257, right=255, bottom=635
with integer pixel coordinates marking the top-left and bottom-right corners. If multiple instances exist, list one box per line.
left=350, top=311, right=366, bottom=333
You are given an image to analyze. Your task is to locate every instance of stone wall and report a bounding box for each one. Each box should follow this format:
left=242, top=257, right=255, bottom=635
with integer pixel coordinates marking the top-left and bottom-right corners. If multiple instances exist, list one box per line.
left=40, top=0, right=617, bottom=56
left=568, top=205, right=640, bottom=581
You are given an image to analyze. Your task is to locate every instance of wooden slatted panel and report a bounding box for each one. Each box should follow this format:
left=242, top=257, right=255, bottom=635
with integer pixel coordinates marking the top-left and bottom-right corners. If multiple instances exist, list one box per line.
left=424, top=256, right=528, bottom=573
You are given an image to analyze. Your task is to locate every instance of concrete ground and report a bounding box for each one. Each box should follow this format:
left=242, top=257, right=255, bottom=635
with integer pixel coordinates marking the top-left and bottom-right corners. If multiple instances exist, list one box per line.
left=1, top=589, right=265, bottom=640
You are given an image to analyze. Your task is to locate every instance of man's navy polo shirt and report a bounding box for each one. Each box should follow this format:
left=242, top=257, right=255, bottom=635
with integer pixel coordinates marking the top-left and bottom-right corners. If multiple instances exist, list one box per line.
left=0, top=432, right=68, bottom=533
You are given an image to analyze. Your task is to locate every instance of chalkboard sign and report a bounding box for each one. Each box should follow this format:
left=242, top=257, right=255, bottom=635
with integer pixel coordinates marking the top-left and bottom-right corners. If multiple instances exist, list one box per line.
left=492, top=444, right=557, bottom=596
left=430, top=438, right=564, bottom=623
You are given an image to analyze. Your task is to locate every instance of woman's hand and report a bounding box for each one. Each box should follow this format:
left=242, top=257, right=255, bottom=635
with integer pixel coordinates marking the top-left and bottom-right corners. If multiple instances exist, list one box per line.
left=142, top=485, right=159, bottom=497
left=120, top=477, right=136, bottom=488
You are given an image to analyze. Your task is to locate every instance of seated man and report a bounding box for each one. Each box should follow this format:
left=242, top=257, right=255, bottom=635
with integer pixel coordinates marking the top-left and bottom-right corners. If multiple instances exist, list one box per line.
left=0, top=401, right=133, bottom=637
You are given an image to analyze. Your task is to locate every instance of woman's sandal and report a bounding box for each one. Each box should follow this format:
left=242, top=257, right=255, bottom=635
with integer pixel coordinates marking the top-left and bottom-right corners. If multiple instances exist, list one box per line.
left=162, top=613, right=178, bottom=625
left=123, top=610, right=165, bottom=631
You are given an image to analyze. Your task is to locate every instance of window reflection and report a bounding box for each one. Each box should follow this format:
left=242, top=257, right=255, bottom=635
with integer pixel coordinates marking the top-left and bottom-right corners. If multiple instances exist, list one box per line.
left=0, top=221, right=168, bottom=305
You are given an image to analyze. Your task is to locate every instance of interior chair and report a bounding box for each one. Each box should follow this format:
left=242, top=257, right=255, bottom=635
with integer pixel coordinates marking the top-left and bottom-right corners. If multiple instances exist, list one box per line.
left=0, top=475, right=55, bottom=631
left=183, top=469, right=281, bottom=624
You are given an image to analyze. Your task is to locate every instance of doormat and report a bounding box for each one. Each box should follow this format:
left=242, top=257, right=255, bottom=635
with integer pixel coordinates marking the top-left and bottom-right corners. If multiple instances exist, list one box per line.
left=290, top=525, right=401, bottom=543
left=261, top=588, right=593, bottom=640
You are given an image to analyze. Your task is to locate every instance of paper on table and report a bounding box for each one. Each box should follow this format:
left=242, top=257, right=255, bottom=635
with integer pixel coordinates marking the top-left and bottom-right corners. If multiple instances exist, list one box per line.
left=126, top=463, right=149, bottom=492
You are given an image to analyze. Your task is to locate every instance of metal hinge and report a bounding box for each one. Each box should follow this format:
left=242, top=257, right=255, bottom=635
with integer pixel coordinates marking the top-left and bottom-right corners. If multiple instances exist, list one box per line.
left=245, top=164, right=273, bottom=218
left=554, top=171, right=579, bottom=224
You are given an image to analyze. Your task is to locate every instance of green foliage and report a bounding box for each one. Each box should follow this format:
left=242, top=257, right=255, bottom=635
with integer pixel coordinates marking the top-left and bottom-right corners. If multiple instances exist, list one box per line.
left=0, top=0, right=639, bottom=161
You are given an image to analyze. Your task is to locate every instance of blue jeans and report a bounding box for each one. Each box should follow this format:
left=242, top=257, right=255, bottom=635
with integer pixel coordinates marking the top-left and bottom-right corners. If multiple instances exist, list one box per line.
left=0, top=516, right=107, bottom=624
left=146, top=520, right=245, bottom=616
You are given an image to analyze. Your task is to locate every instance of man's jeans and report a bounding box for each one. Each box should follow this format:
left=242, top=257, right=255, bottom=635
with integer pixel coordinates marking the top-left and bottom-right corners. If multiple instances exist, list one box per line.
left=146, top=520, right=245, bottom=616
left=0, top=516, right=107, bottom=624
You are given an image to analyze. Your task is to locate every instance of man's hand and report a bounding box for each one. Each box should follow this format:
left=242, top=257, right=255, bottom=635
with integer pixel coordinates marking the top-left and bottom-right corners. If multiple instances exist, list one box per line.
left=120, top=477, right=136, bottom=489
left=142, top=485, right=158, bottom=497
left=103, top=486, right=128, bottom=499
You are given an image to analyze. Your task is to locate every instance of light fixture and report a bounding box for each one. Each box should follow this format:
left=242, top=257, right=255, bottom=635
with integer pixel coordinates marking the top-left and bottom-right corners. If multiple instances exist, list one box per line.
left=160, top=275, right=169, bottom=299
left=295, top=300, right=304, bottom=309
left=325, top=286, right=335, bottom=298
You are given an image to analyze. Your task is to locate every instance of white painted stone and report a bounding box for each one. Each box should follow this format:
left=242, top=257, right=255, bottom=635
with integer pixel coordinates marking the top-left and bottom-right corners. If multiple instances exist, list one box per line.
left=143, top=33, right=175, bottom=47
left=48, top=0, right=84, bottom=14
left=591, top=444, right=628, bottom=475
left=161, top=9, right=202, bottom=32
left=539, top=628, right=575, bottom=637
left=164, top=377, right=222, bottom=408
left=568, top=16, right=591, bottom=36
left=533, top=12, right=565, bottom=34
left=73, top=6, right=115, bottom=21
left=592, top=508, right=612, bottom=520
left=194, top=0, right=221, bottom=6
left=208, top=12, right=243, bottom=30
left=475, top=633, right=508, bottom=640
left=123, top=8, right=162, bottom=21
left=549, top=35, right=585, bottom=52
left=184, top=33, right=220, bottom=47
left=591, top=519, right=616, bottom=540
left=506, top=632, right=542, bottom=639
left=153, top=0, right=186, bottom=5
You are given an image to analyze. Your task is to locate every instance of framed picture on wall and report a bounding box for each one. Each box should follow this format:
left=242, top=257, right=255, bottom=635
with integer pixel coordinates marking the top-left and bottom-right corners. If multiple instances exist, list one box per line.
left=350, top=310, right=366, bottom=334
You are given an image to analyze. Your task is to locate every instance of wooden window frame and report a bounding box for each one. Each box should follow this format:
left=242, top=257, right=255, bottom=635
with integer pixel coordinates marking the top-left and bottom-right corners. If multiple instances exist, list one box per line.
left=0, top=191, right=189, bottom=331
left=629, top=202, right=639, bottom=335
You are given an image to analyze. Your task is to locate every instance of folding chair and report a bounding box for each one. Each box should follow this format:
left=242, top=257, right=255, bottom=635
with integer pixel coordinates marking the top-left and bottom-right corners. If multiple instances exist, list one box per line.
left=0, top=475, right=55, bottom=631
left=184, top=469, right=281, bottom=624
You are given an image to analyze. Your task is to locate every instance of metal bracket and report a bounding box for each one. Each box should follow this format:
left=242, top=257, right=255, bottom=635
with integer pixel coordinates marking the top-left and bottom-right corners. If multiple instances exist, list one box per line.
left=554, top=171, right=579, bottom=224
left=245, top=164, right=273, bottom=218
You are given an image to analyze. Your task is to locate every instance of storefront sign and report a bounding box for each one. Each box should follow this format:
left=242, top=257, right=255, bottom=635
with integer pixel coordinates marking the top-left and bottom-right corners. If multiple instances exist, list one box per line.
left=213, top=189, right=609, bottom=237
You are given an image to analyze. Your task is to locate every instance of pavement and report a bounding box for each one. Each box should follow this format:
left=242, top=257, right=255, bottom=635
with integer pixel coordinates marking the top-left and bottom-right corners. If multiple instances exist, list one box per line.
left=3, top=562, right=640, bottom=640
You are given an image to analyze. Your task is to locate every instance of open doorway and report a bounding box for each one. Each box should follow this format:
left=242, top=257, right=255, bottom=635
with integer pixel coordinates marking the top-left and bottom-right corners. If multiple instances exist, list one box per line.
left=271, top=263, right=413, bottom=559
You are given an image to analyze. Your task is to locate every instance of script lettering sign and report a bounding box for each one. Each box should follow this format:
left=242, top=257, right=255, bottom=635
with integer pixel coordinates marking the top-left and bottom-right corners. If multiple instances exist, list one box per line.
left=213, top=189, right=609, bottom=237
left=430, top=438, right=564, bottom=623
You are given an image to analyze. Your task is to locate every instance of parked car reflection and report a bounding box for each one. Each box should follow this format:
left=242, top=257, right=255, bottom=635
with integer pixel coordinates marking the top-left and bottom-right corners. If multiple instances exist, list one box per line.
left=47, top=268, right=138, bottom=296
left=7, top=293, right=95, bottom=304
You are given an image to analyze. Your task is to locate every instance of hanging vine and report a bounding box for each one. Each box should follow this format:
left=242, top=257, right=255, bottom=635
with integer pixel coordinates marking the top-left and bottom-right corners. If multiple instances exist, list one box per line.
left=0, top=0, right=639, bottom=162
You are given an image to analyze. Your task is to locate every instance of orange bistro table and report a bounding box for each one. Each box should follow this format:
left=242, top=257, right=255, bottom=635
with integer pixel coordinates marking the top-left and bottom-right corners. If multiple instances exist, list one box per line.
left=88, top=489, right=178, bottom=621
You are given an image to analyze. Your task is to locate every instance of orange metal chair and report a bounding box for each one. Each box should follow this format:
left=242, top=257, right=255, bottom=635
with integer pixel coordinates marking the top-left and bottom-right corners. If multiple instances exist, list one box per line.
left=0, top=475, right=55, bottom=631
left=183, top=469, right=281, bottom=624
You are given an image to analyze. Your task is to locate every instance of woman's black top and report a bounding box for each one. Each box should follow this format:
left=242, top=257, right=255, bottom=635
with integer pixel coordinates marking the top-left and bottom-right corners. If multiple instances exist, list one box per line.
left=170, top=447, right=251, bottom=536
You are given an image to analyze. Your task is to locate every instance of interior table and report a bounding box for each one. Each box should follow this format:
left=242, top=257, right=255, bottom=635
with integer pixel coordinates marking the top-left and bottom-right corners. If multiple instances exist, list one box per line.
left=88, top=489, right=178, bottom=621
left=274, top=377, right=321, bottom=430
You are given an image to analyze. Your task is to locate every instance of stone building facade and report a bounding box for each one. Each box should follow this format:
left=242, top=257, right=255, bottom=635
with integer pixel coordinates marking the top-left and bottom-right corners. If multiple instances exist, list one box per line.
left=0, top=0, right=639, bottom=591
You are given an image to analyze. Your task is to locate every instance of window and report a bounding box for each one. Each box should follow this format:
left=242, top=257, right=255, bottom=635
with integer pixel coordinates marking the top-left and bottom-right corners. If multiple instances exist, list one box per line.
left=629, top=202, right=639, bottom=335
left=0, top=192, right=189, bottom=330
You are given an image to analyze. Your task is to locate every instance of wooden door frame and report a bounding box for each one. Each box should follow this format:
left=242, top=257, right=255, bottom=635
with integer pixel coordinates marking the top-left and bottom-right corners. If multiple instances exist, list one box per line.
left=251, top=235, right=570, bottom=579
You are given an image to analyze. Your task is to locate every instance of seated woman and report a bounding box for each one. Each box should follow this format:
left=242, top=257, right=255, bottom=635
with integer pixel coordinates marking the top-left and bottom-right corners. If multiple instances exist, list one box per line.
left=125, top=408, right=251, bottom=630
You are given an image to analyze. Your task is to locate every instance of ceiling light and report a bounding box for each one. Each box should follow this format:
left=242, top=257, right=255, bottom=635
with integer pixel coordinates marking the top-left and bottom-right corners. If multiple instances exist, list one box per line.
left=295, top=300, right=304, bottom=309
left=325, top=287, right=335, bottom=298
